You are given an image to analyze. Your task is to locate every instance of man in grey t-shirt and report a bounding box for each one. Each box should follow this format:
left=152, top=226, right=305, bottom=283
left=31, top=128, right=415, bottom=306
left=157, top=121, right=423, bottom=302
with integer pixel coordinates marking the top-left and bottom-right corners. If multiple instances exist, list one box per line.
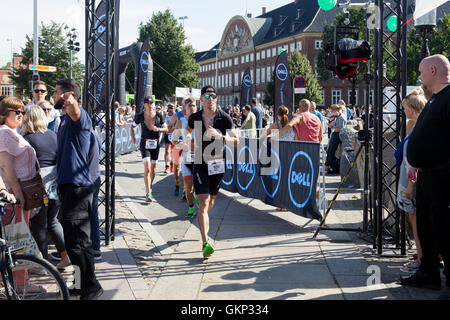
left=250, top=98, right=263, bottom=129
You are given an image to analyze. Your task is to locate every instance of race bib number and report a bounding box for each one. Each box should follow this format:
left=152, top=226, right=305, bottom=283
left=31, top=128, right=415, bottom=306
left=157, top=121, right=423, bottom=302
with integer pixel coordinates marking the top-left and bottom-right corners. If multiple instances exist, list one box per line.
left=167, top=133, right=172, bottom=141
left=145, top=139, right=158, bottom=150
left=185, top=152, right=194, bottom=163
left=208, top=159, right=225, bottom=176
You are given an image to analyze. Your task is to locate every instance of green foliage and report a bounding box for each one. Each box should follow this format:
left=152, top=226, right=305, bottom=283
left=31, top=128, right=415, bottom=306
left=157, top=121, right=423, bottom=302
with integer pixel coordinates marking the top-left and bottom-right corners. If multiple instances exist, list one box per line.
left=138, top=9, right=199, bottom=100
left=263, top=51, right=323, bottom=106
left=288, top=51, right=323, bottom=105
left=11, top=21, right=84, bottom=98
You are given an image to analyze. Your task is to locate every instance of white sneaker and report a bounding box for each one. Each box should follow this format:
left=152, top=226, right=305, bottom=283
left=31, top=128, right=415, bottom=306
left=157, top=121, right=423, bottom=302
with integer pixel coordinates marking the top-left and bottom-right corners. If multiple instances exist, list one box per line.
left=56, top=256, right=72, bottom=270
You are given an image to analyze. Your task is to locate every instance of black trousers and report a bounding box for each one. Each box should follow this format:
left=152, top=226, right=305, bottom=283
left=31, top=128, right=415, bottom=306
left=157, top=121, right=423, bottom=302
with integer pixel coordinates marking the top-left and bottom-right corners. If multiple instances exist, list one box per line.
left=58, top=184, right=102, bottom=296
left=416, top=167, right=450, bottom=284
left=325, top=131, right=341, bottom=167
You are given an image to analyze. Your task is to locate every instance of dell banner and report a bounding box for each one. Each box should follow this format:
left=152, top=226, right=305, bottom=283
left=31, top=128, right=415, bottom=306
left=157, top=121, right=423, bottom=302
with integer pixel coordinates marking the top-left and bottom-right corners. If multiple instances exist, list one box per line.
left=135, top=38, right=151, bottom=115
left=274, top=51, right=293, bottom=118
left=222, top=138, right=322, bottom=221
left=239, top=67, right=254, bottom=107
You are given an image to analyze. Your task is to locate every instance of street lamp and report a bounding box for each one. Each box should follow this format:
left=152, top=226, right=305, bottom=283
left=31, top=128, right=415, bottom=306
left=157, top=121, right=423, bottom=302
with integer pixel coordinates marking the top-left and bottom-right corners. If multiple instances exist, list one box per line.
left=212, top=48, right=220, bottom=88
left=415, top=8, right=437, bottom=60
left=179, top=16, right=188, bottom=29
left=6, top=38, right=14, bottom=96
left=65, top=26, right=80, bottom=79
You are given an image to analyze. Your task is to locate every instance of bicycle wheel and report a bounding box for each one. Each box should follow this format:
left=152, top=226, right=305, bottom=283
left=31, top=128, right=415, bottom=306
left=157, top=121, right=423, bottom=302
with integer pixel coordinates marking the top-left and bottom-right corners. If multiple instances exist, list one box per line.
left=6, top=254, right=69, bottom=300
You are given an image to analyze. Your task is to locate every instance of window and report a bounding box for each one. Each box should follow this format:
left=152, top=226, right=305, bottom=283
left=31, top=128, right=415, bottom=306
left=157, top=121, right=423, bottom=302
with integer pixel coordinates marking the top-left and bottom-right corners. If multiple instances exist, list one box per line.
left=262, top=50, right=266, bottom=59
left=250, top=53, right=254, bottom=62
left=347, top=89, right=358, bottom=106
left=297, top=41, right=302, bottom=51
left=272, top=47, right=276, bottom=56
left=319, top=90, right=325, bottom=106
left=256, top=68, right=260, bottom=84
left=332, top=90, right=342, bottom=105
left=241, top=71, right=244, bottom=82
left=256, top=51, right=260, bottom=60
left=365, top=89, right=374, bottom=106
left=241, top=56, right=245, bottom=64
left=315, top=40, right=323, bottom=50
left=229, top=74, right=232, bottom=87
left=229, top=59, right=232, bottom=66
left=250, top=69, right=254, bottom=83
left=266, top=49, right=271, bottom=58
left=267, top=66, right=271, bottom=82
left=246, top=54, right=249, bottom=63
left=290, top=42, right=295, bottom=52
left=261, top=67, right=265, bottom=83
left=234, top=73, right=238, bottom=86
left=234, top=57, right=239, bottom=65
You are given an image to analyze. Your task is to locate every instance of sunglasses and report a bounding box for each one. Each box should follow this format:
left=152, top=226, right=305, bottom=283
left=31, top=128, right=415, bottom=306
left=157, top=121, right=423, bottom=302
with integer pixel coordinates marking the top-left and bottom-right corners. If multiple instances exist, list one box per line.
left=204, top=93, right=217, bottom=99
left=34, top=89, right=47, bottom=94
left=168, top=107, right=174, bottom=109
left=42, top=108, right=52, bottom=112
left=12, top=110, right=26, bottom=115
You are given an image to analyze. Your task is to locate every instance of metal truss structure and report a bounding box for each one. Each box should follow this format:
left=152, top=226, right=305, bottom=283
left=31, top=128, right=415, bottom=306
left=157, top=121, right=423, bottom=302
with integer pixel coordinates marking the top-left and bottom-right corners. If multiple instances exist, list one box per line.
left=373, top=0, right=407, bottom=255
left=84, top=0, right=117, bottom=245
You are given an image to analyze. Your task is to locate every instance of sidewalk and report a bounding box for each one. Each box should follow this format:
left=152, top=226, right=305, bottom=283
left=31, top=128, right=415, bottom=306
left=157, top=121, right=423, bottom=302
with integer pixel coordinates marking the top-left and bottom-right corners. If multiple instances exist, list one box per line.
left=82, top=150, right=444, bottom=300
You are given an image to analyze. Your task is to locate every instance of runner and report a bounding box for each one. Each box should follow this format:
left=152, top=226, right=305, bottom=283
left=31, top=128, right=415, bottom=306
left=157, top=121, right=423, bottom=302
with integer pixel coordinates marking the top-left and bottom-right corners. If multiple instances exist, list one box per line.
left=130, top=97, right=168, bottom=202
left=167, top=103, right=183, bottom=196
left=187, top=86, right=239, bottom=258
left=163, top=104, right=176, bottom=174
left=171, top=97, right=199, bottom=217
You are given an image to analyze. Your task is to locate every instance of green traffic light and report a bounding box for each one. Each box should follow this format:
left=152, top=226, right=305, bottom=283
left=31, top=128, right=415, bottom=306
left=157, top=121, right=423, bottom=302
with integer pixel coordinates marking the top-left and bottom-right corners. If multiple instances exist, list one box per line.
left=318, top=0, right=337, bottom=11
left=387, top=16, right=397, bottom=32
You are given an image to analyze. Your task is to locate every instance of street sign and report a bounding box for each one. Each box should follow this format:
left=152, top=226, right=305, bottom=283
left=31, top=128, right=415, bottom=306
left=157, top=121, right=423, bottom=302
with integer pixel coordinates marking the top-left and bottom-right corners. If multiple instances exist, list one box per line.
left=294, top=76, right=306, bottom=88
left=295, top=87, right=306, bottom=94
left=28, top=64, right=57, bottom=72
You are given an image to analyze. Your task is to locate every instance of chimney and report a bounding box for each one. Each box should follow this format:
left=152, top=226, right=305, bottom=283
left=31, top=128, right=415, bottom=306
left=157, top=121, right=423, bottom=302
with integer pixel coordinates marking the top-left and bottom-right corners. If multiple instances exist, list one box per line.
left=262, top=7, right=266, bottom=14
left=247, top=13, right=252, bottom=18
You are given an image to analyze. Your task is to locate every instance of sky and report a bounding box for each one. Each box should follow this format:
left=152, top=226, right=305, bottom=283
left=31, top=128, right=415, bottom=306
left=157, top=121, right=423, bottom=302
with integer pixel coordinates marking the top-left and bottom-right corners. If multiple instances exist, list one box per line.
left=0, top=0, right=293, bottom=63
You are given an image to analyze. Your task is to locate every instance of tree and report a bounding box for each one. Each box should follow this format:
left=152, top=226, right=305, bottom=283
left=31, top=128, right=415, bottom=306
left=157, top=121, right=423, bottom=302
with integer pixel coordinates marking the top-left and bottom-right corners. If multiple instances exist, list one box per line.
left=11, top=21, right=84, bottom=98
left=264, top=51, right=322, bottom=106
left=138, top=9, right=199, bottom=100
left=288, top=51, right=323, bottom=105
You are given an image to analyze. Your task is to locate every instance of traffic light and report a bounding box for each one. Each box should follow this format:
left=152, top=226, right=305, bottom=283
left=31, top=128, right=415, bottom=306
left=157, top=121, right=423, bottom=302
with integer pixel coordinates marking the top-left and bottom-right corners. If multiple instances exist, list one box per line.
left=32, top=73, right=40, bottom=82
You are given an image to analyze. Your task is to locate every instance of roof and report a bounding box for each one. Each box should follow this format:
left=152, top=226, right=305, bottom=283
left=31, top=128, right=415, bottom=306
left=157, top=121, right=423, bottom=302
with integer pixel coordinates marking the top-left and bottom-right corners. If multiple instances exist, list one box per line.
left=196, top=0, right=450, bottom=62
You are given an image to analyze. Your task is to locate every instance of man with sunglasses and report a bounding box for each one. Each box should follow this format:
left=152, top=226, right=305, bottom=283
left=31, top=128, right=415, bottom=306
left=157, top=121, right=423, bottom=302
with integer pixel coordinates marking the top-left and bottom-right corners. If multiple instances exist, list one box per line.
left=25, top=80, right=48, bottom=109
left=187, top=86, right=239, bottom=258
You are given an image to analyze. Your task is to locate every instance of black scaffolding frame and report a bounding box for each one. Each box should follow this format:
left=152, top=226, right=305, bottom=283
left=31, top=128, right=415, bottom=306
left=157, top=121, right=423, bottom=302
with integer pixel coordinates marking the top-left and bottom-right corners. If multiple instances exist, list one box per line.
left=84, top=0, right=117, bottom=245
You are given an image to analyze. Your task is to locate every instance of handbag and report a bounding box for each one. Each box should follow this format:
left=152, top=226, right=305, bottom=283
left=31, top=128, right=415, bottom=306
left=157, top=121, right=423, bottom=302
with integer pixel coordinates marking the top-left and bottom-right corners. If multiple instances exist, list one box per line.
left=18, top=161, right=46, bottom=211
left=394, top=135, right=410, bottom=167
left=3, top=206, right=42, bottom=258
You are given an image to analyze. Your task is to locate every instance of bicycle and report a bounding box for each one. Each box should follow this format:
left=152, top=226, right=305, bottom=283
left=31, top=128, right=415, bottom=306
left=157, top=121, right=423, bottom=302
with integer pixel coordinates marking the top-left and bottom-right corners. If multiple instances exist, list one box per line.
left=0, top=193, right=69, bottom=300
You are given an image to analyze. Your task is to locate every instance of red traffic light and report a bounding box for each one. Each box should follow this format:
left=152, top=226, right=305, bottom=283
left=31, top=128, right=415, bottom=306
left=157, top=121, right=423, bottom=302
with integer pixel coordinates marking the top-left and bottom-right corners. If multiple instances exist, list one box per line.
left=32, top=74, right=40, bottom=82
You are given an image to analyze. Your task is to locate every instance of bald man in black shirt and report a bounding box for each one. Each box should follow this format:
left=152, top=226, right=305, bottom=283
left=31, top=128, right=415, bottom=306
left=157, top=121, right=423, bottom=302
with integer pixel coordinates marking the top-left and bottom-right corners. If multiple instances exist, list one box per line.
left=401, top=55, right=450, bottom=300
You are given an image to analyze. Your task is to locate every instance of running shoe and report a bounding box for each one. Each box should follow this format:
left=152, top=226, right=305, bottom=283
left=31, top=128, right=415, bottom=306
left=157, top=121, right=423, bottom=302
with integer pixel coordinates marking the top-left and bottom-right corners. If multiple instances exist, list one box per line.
left=146, top=191, right=153, bottom=202
left=174, top=185, right=180, bottom=196
left=202, top=242, right=214, bottom=258
left=187, top=206, right=196, bottom=217
left=170, top=163, right=174, bottom=172
left=164, top=166, right=169, bottom=174
left=182, top=190, right=186, bottom=201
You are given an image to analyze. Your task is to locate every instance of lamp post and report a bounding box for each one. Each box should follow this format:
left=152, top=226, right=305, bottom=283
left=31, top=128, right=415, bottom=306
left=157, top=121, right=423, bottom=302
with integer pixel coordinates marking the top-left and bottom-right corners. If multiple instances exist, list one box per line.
left=213, top=48, right=220, bottom=88
left=6, top=38, right=14, bottom=96
left=179, top=16, right=188, bottom=29
left=415, top=9, right=437, bottom=60
left=65, top=26, right=80, bottom=79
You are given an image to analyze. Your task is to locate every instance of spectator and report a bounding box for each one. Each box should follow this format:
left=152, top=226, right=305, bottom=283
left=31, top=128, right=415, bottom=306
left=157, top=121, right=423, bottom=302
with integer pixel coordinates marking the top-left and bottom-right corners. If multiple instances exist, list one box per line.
left=26, top=80, right=48, bottom=108
left=88, top=129, right=102, bottom=261
left=22, top=105, right=70, bottom=269
left=324, top=104, right=347, bottom=174
left=0, top=97, right=43, bottom=292
left=114, top=101, right=121, bottom=126
left=36, top=100, right=61, bottom=133
left=396, top=88, right=427, bottom=273
left=250, top=98, right=263, bottom=129
left=240, top=105, right=256, bottom=136
left=310, top=101, right=324, bottom=138
left=271, top=99, right=322, bottom=143
left=52, top=79, right=103, bottom=300
left=339, top=99, right=352, bottom=120
left=401, top=55, right=450, bottom=300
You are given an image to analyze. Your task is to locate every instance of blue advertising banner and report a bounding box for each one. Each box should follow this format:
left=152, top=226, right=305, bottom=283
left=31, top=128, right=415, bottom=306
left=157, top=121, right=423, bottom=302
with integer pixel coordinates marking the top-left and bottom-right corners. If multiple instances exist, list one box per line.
left=135, top=38, right=150, bottom=115
left=221, top=138, right=322, bottom=221
left=274, top=51, right=293, bottom=119
left=239, top=67, right=254, bottom=107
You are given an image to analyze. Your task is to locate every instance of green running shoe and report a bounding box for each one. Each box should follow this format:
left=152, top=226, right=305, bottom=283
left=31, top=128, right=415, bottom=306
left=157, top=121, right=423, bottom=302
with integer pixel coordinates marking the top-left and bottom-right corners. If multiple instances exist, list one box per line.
left=202, top=242, right=214, bottom=258
left=146, top=191, right=153, bottom=202
left=187, top=207, right=196, bottom=217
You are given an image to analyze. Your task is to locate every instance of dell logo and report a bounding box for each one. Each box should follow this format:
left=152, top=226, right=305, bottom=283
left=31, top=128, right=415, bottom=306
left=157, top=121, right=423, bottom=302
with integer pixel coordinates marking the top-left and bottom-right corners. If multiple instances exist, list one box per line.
left=140, top=52, right=149, bottom=73
left=276, top=63, right=288, bottom=81
left=291, top=171, right=311, bottom=187
left=238, top=163, right=254, bottom=174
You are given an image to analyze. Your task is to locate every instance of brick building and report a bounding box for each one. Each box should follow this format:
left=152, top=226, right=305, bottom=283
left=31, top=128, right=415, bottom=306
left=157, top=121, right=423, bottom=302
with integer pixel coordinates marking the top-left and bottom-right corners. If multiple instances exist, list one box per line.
left=0, top=54, right=22, bottom=98
left=195, top=0, right=449, bottom=108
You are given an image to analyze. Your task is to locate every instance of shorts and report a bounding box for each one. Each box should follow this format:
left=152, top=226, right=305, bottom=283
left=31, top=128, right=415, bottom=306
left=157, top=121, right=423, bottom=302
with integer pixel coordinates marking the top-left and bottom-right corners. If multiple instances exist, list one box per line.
left=192, top=163, right=224, bottom=196
left=163, top=133, right=173, bottom=145
left=140, top=139, right=160, bottom=164
left=171, top=147, right=182, bottom=165
left=181, top=161, right=194, bottom=178
left=397, top=184, right=416, bottom=214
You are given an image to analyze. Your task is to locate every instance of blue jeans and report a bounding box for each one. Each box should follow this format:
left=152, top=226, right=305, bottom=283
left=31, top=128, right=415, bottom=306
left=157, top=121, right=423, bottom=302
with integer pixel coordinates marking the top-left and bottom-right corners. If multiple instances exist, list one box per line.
left=90, top=177, right=101, bottom=252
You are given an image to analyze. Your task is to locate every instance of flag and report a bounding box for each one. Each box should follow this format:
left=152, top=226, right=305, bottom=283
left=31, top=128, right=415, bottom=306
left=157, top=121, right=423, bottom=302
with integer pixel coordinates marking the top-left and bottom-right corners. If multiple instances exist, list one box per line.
left=239, top=67, right=254, bottom=107
left=274, top=51, right=293, bottom=119
left=414, top=0, right=448, bottom=20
